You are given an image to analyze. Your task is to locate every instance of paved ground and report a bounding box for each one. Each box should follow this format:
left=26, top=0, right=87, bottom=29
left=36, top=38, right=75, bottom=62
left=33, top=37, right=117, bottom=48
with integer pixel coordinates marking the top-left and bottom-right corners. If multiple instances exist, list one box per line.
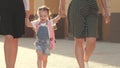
left=0, top=36, right=120, bottom=68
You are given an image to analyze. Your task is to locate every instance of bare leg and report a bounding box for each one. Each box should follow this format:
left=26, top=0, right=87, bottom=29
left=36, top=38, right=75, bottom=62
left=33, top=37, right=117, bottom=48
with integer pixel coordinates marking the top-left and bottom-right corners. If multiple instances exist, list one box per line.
left=75, top=38, right=85, bottom=68
left=4, top=35, right=18, bottom=68
left=42, top=55, right=48, bottom=68
left=84, top=37, right=96, bottom=62
left=37, top=52, right=43, bottom=68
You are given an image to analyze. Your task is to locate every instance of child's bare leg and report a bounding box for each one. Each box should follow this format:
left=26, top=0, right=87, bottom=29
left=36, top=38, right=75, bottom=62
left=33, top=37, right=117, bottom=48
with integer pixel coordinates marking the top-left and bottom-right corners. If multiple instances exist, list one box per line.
left=42, top=55, right=48, bottom=68
left=37, top=52, right=43, bottom=68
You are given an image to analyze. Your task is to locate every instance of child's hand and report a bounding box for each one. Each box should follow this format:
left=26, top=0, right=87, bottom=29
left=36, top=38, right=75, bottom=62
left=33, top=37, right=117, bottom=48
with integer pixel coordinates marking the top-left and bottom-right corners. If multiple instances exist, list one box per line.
left=25, top=18, right=32, bottom=27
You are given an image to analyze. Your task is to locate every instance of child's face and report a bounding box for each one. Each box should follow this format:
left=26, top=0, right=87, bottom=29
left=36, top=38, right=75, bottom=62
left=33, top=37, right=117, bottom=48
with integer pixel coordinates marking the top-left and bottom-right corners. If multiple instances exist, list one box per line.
left=39, top=10, right=49, bottom=22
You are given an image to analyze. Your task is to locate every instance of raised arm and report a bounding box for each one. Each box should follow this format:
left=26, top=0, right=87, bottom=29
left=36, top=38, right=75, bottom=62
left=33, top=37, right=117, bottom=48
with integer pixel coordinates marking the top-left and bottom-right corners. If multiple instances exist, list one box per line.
left=52, top=15, right=62, bottom=24
left=100, top=0, right=111, bottom=24
left=52, top=0, right=66, bottom=24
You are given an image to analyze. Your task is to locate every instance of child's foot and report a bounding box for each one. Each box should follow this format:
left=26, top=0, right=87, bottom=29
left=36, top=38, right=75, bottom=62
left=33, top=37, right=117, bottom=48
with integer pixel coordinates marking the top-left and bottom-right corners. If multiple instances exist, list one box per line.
left=84, top=62, right=89, bottom=68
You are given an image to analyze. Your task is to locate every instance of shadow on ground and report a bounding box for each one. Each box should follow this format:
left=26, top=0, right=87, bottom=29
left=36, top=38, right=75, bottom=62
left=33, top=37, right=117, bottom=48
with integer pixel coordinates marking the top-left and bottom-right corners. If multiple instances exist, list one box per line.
left=0, top=36, right=120, bottom=67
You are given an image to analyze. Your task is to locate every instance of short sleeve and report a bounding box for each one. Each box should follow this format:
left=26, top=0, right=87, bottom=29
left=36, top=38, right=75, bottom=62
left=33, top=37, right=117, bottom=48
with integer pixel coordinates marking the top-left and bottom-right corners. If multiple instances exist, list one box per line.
left=23, top=0, right=30, bottom=10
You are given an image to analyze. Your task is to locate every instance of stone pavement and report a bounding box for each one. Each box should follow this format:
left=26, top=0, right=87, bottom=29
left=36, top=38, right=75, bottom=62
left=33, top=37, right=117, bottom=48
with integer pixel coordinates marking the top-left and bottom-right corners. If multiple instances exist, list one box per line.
left=0, top=36, right=120, bottom=68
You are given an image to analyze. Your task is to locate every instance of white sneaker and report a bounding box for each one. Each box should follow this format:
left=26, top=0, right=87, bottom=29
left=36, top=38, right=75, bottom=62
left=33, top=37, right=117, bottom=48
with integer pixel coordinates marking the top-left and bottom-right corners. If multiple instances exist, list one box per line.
left=84, top=62, right=89, bottom=68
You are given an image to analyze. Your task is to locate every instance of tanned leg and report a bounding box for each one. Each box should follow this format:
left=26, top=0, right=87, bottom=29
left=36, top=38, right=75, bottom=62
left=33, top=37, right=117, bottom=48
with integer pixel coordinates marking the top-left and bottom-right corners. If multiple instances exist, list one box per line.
left=4, top=35, right=18, bottom=68
left=75, top=38, right=85, bottom=68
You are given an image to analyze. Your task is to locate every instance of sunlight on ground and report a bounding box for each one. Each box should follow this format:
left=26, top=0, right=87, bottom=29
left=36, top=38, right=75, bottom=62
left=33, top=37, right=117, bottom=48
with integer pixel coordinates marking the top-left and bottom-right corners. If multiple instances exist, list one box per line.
left=0, top=40, right=119, bottom=68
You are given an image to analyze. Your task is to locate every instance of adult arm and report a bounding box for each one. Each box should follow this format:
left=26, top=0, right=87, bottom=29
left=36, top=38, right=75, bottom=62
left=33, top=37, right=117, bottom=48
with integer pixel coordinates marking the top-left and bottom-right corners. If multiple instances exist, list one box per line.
left=100, top=0, right=111, bottom=24
left=23, top=0, right=30, bottom=18
left=23, top=0, right=31, bottom=27
left=59, top=0, right=66, bottom=17
left=52, top=0, right=66, bottom=24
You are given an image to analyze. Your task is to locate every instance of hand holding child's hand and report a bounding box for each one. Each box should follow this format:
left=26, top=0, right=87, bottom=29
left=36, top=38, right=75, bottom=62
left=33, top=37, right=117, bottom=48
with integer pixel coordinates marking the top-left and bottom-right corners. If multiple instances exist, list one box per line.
left=59, top=9, right=66, bottom=18
left=25, top=18, right=32, bottom=27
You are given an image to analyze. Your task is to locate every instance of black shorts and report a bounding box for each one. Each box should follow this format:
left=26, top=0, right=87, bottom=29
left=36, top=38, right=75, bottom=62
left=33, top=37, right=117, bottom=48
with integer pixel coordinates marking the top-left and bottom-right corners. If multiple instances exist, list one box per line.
left=0, top=0, right=25, bottom=38
left=68, top=0, right=98, bottom=38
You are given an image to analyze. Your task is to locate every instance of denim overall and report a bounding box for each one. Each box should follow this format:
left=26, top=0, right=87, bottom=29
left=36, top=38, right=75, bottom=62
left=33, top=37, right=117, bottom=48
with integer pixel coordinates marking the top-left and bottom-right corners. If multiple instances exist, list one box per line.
left=35, top=22, right=50, bottom=55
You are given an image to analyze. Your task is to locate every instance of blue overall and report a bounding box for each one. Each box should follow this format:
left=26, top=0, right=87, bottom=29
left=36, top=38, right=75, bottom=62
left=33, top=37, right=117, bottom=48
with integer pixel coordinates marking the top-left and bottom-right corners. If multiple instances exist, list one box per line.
left=35, top=23, right=50, bottom=55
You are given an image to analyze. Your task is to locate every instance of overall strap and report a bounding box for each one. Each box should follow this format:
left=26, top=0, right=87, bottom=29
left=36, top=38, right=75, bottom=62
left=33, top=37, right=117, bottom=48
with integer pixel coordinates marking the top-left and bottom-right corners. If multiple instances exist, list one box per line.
left=36, top=20, right=47, bottom=30
left=46, top=20, right=51, bottom=39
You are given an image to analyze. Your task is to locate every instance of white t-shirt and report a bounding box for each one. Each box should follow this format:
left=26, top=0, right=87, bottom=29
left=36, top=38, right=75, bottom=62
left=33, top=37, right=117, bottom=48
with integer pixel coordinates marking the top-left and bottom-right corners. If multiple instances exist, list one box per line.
left=23, top=0, right=30, bottom=10
left=31, top=19, right=55, bottom=31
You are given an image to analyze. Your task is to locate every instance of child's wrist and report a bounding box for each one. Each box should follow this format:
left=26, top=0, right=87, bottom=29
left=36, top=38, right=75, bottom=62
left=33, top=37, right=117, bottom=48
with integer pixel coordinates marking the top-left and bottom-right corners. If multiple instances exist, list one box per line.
left=57, top=14, right=62, bottom=18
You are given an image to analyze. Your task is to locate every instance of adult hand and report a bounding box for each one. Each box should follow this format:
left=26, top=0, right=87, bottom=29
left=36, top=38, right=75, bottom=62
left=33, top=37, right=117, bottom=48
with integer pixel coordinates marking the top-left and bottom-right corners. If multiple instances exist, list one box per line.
left=25, top=10, right=32, bottom=27
left=104, top=13, right=110, bottom=24
left=59, top=10, right=66, bottom=18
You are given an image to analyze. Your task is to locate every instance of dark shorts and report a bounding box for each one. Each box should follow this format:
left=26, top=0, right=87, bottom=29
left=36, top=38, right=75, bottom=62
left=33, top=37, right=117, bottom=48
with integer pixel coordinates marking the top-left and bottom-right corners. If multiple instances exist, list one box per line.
left=68, top=0, right=98, bottom=38
left=0, top=0, right=25, bottom=38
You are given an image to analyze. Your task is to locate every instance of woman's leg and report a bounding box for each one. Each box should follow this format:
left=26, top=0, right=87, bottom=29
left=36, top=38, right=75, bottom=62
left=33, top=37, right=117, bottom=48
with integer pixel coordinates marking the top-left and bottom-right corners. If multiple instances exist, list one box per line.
left=84, top=37, right=96, bottom=62
left=75, top=38, right=85, bottom=68
left=42, top=55, right=48, bottom=68
left=37, top=52, right=43, bottom=68
left=4, top=35, right=18, bottom=68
